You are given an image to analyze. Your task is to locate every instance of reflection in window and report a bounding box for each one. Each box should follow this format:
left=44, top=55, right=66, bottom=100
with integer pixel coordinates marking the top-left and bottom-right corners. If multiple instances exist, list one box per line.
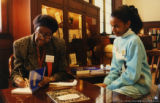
left=95, top=0, right=103, bottom=33
left=95, top=0, right=112, bottom=34
left=86, top=16, right=97, bottom=37
left=0, top=0, right=2, bottom=32
left=42, top=5, right=63, bottom=39
left=68, top=12, right=82, bottom=42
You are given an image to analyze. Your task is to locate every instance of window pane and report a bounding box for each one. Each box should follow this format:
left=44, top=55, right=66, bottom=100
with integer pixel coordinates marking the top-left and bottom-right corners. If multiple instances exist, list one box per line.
left=100, top=22, right=104, bottom=33
left=86, top=16, right=97, bottom=37
left=95, top=0, right=104, bottom=33
left=95, top=0, right=112, bottom=34
left=106, top=23, right=112, bottom=34
left=68, top=12, right=82, bottom=43
left=83, top=0, right=89, bottom=3
left=106, top=0, right=112, bottom=4
left=105, top=0, right=112, bottom=34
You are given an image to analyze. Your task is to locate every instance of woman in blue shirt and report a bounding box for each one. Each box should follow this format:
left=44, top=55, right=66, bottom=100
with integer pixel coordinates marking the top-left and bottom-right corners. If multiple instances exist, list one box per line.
left=103, top=5, right=152, bottom=99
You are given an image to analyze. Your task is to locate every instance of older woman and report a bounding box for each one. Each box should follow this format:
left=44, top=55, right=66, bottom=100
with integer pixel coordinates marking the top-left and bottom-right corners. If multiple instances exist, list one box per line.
left=11, top=15, right=72, bottom=87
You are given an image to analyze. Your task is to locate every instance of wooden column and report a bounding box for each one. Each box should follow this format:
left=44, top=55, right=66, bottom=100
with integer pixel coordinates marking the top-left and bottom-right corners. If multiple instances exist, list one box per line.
left=103, top=0, right=106, bottom=33
left=112, top=0, right=122, bottom=12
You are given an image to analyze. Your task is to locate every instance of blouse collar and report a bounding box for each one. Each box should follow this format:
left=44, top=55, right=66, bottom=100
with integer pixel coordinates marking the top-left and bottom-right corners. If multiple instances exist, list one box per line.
left=121, top=28, right=135, bottom=38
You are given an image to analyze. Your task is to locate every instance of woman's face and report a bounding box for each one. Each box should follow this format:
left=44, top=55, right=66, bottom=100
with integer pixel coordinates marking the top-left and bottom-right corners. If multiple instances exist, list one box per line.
left=110, top=17, right=130, bottom=36
left=34, top=26, right=52, bottom=47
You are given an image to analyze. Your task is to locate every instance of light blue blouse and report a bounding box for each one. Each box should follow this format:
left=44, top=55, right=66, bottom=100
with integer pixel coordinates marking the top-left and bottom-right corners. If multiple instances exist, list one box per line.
left=104, top=29, right=152, bottom=95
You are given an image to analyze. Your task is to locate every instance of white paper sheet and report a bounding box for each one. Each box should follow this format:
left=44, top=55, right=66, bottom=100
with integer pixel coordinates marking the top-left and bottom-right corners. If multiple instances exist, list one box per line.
left=11, top=87, right=32, bottom=94
left=45, top=55, right=54, bottom=63
left=56, top=93, right=80, bottom=100
left=49, top=79, right=77, bottom=86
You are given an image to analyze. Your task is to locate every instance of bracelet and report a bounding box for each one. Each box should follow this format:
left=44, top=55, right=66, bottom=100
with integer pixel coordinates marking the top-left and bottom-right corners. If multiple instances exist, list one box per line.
left=49, top=77, right=55, bottom=82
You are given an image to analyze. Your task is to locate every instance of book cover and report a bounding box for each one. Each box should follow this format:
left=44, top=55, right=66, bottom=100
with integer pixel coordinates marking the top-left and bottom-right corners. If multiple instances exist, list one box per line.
left=46, top=88, right=90, bottom=103
left=71, top=66, right=100, bottom=75
left=29, top=67, right=46, bottom=92
left=11, top=67, right=46, bottom=94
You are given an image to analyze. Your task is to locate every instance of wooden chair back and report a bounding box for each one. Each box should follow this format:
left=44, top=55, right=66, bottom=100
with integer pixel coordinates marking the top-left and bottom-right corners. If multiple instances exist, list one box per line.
left=147, top=50, right=160, bottom=84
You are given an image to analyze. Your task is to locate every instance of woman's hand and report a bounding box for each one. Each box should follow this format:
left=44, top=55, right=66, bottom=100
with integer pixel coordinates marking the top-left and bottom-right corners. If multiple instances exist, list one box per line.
left=14, top=77, right=29, bottom=88
left=95, top=83, right=107, bottom=88
left=38, top=76, right=55, bottom=87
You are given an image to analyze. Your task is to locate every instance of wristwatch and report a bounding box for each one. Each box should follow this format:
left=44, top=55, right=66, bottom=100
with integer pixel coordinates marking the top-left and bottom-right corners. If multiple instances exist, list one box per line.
left=49, top=76, right=55, bottom=82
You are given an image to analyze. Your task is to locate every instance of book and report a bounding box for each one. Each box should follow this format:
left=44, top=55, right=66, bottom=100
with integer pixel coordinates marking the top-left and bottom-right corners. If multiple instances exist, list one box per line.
left=11, top=67, right=46, bottom=94
left=46, top=88, right=90, bottom=103
left=90, top=69, right=105, bottom=75
left=71, top=66, right=111, bottom=76
left=76, top=70, right=90, bottom=75
left=50, top=79, right=77, bottom=86
left=11, top=87, right=32, bottom=94
left=83, top=66, right=100, bottom=70
left=29, top=67, right=46, bottom=92
left=69, top=53, right=77, bottom=65
left=71, top=66, right=100, bottom=75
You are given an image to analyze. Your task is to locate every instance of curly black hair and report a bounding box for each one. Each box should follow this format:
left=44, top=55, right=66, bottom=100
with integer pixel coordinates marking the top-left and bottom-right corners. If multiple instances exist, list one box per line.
left=111, top=5, right=143, bottom=34
left=33, top=14, right=58, bottom=33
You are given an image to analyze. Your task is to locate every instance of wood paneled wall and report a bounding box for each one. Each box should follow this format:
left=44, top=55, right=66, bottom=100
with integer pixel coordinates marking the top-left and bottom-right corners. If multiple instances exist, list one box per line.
left=8, top=0, right=100, bottom=41
left=143, top=21, right=160, bottom=34
left=10, top=0, right=31, bottom=40
left=112, top=0, right=122, bottom=12
left=0, top=33, right=13, bottom=89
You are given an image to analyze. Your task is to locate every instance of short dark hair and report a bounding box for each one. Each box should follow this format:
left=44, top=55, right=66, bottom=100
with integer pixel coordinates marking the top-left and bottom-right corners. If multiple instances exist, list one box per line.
left=33, top=14, right=58, bottom=33
left=111, top=5, right=143, bottom=34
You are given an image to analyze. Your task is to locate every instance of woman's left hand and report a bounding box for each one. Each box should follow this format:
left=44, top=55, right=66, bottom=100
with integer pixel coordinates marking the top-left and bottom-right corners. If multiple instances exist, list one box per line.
left=38, top=76, right=55, bottom=87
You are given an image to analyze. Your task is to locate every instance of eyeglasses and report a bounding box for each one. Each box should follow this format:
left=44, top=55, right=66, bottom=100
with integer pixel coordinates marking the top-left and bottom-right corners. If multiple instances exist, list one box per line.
left=35, top=31, right=52, bottom=40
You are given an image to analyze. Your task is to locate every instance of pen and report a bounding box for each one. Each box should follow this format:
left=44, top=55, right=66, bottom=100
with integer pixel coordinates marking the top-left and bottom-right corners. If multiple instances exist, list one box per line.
left=19, top=69, right=29, bottom=87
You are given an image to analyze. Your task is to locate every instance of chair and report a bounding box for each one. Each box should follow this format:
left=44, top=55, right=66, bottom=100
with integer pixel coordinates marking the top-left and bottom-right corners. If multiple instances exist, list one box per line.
left=147, top=49, right=160, bottom=85
left=8, top=54, right=14, bottom=77
left=139, top=35, right=153, bottom=50
left=139, top=35, right=160, bottom=84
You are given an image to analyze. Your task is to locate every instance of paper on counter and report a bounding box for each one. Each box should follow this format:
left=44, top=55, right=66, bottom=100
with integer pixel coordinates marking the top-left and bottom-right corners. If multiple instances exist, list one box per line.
left=11, top=87, right=32, bottom=94
left=56, top=93, right=80, bottom=100
left=50, top=79, right=77, bottom=86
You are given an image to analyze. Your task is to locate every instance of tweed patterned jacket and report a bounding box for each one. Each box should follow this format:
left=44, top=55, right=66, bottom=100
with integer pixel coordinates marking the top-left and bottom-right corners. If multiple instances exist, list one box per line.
left=11, top=34, right=69, bottom=82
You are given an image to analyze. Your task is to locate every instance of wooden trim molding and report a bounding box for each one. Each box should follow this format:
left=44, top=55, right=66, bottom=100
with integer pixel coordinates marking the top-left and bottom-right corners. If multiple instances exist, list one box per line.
left=143, top=21, right=160, bottom=34
left=112, top=0, right=122, bottom=12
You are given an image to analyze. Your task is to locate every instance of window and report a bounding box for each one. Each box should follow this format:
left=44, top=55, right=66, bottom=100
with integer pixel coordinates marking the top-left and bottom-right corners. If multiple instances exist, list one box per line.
left=95, top=0, right=112, bottom=34
left=105, top=0, right=112, bottom=34
left=95, top=0, right=104, bottom=33
left=83, top=0, right=89, bottom=3
left=68, top=12, right=82, bottom=42
left=0, top=0, right=2, bottom=32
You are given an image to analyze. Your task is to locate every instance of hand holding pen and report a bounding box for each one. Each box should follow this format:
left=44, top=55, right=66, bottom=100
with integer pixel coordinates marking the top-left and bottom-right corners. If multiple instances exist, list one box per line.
left=14, top=69, right=29, bottom=88
left=14, top=77, right=29, bottom=88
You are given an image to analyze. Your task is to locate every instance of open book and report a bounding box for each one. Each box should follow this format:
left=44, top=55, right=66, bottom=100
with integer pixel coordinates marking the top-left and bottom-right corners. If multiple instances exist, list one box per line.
left=50, top=79, right=77, bottom=86
left=11, top=67, right=46, bottom=94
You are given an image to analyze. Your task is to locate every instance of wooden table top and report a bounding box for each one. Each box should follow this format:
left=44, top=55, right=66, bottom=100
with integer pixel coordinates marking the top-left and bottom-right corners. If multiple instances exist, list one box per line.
left=0, top=80, right=133, bottom=103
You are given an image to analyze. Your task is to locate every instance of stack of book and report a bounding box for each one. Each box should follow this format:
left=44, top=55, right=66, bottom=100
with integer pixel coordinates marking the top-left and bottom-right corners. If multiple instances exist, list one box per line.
left=71, top=66, right=108, bottom=76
